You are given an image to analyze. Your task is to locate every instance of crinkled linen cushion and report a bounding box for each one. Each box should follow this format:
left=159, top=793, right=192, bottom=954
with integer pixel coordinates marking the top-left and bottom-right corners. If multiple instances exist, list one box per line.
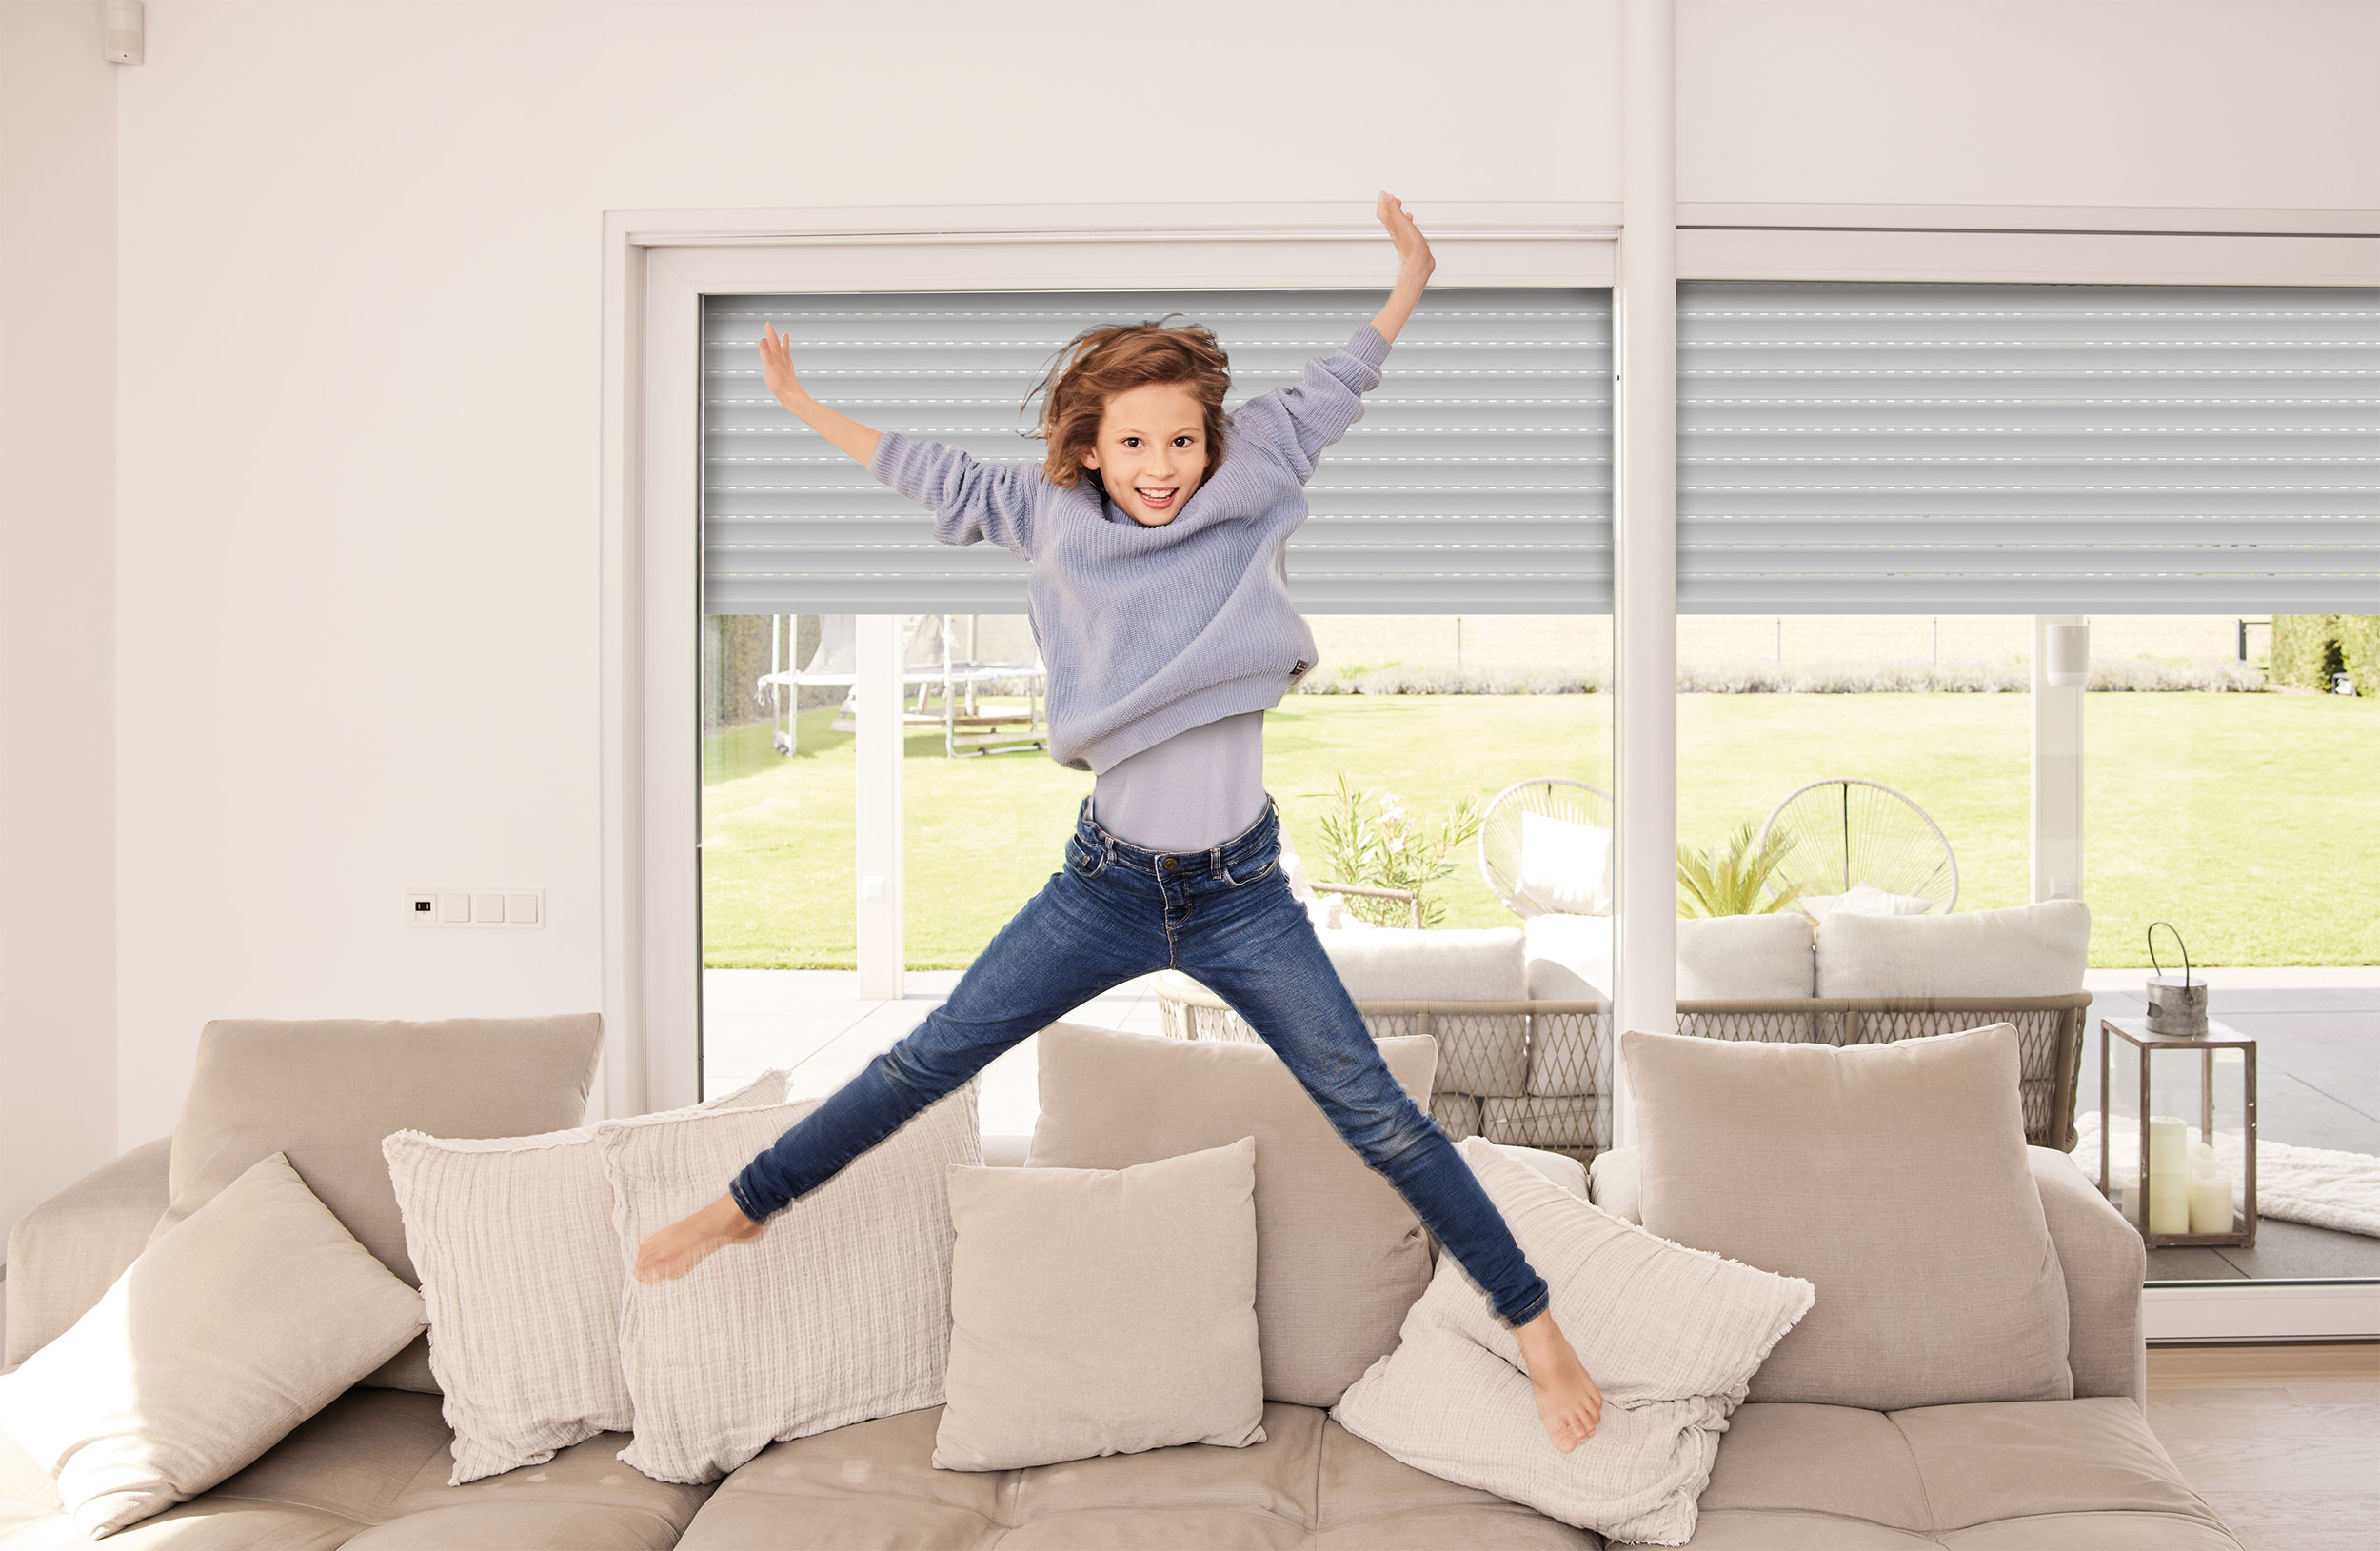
left=0, top=1154, right=426, bottom=1539
left=1627, top=1023, right=2073, bottom=1411
left=150, top=1013, right=604, bottom=1394
left=382, top=1070, right=791, bottom=1484
left=1332, top=1137, right=1814, bottom=1547
left=601, top=1083, right=981, bottom=1484
left=934, top=1136, right=1266, bottom=1472
left=1025, top=1023, right=1440, bottom=1408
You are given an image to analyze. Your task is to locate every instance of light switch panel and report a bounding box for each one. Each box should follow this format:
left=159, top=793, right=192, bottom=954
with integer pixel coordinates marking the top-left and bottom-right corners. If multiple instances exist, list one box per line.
left=410, top=887, right=545, bottom=928
left=505, top=892, right=540, bottom=925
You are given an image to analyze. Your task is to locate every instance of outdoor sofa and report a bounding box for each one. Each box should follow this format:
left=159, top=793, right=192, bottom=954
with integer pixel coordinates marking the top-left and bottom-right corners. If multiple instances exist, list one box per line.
left=0, top=989, right=2231, bottom=1549
left=1158, top=899, right=2094, bottom=1161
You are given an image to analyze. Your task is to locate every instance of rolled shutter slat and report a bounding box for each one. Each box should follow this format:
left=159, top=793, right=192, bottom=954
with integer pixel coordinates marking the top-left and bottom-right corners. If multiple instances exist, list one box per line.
left=1677, top=281, right=2380, bottom=613
left=703, top=288, right=1614, bottom=614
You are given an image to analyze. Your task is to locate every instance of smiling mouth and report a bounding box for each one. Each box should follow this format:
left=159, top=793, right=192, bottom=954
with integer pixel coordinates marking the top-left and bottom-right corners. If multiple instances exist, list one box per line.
left=1135, top=486, right=1180, bottom=511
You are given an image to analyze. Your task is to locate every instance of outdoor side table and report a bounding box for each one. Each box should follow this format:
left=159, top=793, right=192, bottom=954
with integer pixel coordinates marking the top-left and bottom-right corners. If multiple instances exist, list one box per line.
left=2100, top=1016, right=2257, bottom=1248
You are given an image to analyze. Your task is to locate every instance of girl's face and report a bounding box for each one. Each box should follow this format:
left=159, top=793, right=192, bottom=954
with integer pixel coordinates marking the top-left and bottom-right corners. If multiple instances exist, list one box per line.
left=1080, top=382, right=1210, bottom=527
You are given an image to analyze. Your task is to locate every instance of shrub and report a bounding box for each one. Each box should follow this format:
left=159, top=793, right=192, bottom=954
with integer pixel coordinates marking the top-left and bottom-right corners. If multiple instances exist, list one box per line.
left=2337, top=616, right=2380, bottom=697
left=1310, top=774, right=1483, bottom=927
left=2270, top=615, right=2345, bottom=690
left=1676, top=821, right=1804, bottom=919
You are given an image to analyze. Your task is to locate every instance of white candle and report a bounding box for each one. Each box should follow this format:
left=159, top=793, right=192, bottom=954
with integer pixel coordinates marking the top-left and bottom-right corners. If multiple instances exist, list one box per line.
left=2148, top=1116, right=2191, bottom=1235
left=2189, top=1170, right=2234, bottom=1235
left=2189, top=1138, right=2217, bottom=1170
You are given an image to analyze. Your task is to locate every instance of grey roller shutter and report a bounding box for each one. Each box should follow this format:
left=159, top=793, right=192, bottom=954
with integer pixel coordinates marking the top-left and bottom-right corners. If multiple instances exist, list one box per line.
left=1677, top=281, right=2380, bottom=613
left=702, top=288, right=1612, bottom=614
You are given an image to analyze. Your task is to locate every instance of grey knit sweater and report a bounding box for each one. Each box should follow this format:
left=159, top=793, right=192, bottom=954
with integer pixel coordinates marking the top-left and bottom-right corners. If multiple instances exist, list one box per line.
left=868, top=322, right=1391, bottom=773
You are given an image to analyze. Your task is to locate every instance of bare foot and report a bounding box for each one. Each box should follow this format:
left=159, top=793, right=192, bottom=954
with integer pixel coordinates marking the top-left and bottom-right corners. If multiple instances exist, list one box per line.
left=634, top=1192, right=765, bottom=1283
left=1513, top=1310, right=1604, bottom=1452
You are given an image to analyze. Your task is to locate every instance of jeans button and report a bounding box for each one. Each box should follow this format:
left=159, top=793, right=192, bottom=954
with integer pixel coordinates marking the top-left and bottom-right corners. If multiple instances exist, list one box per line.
left=1161, top=857, right=1179, bottom=872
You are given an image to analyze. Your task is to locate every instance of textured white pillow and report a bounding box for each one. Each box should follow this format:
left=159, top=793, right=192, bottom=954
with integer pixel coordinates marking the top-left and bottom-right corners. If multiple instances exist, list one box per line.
left=382, top=1070, right=790, bottom=1484
left=1815, top=900, right=2091, bottom=998
left=1332, top=1138, right=1815, bottom=1545
left=0, top=1154, right=426, bottom=1538
left=601, top=1084, right=981, bottom=1484
left=1516, top=809, right=1614, bottom=916
left=934, top=1137, right=1265, bottom=1471
left=1676, top=912, right=1815, bottom=1001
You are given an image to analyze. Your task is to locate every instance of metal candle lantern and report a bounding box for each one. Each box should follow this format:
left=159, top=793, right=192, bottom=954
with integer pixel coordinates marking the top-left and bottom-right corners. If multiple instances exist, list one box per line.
left=2145, top=922, right=2209, bottom=1038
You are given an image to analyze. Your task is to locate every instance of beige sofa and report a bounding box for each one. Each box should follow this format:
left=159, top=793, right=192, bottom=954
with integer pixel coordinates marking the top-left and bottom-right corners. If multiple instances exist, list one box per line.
left=3, top=1121, right=2235, bottom=1548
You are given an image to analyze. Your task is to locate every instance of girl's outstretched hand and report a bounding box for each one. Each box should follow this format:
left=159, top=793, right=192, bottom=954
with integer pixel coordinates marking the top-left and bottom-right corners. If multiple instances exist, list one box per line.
left=758, top=321, right=805, bottom=409
left=1377, top=192, right=1436, bottom=286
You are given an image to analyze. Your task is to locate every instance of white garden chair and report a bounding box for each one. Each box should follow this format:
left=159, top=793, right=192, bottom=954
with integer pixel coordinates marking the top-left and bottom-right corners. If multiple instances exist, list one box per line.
left=1478, top=778, right=1616, bottom=921
left=1756, top=778, right=1958, bottom=916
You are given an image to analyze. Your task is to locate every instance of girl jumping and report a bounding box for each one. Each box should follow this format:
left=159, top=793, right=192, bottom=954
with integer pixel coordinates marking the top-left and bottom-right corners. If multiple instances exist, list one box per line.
left=637, top=194, right=1604, bottom=1453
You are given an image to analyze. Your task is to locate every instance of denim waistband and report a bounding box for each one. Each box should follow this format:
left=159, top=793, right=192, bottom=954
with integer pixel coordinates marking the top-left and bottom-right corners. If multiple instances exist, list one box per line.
left=1073, top=794, right=1280, bottom=879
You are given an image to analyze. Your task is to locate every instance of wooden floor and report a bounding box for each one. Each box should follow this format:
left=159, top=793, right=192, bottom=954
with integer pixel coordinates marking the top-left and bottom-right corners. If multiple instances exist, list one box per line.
left=2147, top=1343, right=2380, bottom=1550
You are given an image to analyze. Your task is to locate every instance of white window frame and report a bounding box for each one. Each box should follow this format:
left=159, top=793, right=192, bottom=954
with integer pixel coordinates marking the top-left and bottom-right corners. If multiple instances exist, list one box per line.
left=601, top=203, right=1621, bottom=1119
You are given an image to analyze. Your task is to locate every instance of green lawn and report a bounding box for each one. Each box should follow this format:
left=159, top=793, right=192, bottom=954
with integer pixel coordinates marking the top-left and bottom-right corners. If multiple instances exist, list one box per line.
left=701, top=691, right=2377, bottom=970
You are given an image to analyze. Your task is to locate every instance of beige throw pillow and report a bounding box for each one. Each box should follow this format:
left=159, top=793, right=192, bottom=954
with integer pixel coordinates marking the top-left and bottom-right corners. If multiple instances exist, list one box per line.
left=0, top=1154, right=426, bottom=1538
left=1027, top=1024, right=1438, bottom=1408
left=601, top=1084, right=981, bottom=1484
left=1625, top=1024, right=2073, bottom=1411
left=934, top=1137, right=1265, bottom=1471
left=153, top=1013, right=604, bottom=1394
left=1334, top=1138, right=1814, bottom=1544
left=382, top=1070, right=791, bottom=1484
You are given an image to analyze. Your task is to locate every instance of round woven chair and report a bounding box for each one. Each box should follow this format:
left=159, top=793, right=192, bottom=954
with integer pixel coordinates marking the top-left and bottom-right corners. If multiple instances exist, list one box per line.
left=1478, top=777, right=1615, bottom=920
left=1756, top=778, right=1958, bottom=914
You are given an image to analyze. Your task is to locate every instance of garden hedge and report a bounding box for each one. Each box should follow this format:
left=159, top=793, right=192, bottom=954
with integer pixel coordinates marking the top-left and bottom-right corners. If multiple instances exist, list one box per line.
left=2271, top=615, right=2378, bottom=695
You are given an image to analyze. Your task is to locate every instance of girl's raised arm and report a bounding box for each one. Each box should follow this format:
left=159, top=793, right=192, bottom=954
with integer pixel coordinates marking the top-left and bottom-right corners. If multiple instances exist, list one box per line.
left=1367, top=192, right=1436, bottom=345
left=760, top=323, right=1039, bottom=557
left=758, top=322, right=881, bottom=467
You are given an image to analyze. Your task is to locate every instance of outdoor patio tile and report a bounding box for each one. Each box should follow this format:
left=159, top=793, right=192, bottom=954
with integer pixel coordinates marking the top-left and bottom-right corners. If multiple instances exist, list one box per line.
left=2212, top=1219, right=2380, bottom=1282
left=2146, top=1247, right=2248, bottom=1280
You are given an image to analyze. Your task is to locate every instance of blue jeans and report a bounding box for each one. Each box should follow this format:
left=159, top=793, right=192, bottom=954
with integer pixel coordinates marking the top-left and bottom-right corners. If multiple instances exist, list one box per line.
left=728, top=796, right=1553, bottom=1328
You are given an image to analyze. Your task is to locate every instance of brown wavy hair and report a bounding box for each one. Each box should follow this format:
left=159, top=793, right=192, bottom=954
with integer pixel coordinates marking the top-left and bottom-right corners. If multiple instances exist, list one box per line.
left=1026, top=316, right=1232, bottom=489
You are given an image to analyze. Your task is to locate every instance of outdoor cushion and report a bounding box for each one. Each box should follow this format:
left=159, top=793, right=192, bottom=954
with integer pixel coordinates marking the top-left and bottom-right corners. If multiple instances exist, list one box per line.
left=673, top=1402, right=1596, bottom=1551
left=1319, top=925, right=1526, bottom=1003
left=0, top=1154, right=426, bottom=1538
left=1687, top=1398, right=2237, bottom=1548
left=601, top=1084, right=980, bottom=1485
left=934, top=1138, right=1264, bottom=1471
left=1676, top=912, right=1815, bottom=1000
left=151, top=1013, right=604, bottom=1394
left=1516, top=809, right=1614, bottom=916
left=381, top=1070, right=790, bottom=1484
left=1522, top=912, right=1612, bottom=1002
left=1798, top=881, right=1936, bottom=922
left=1027, top=1024, right=1438, bottom=1409
left=1626, top=1024, right=2074, bottom=1412
left=1333, top=1138, right=1814, bottom=1544
left=1815, top=900, right=2090, bottom=999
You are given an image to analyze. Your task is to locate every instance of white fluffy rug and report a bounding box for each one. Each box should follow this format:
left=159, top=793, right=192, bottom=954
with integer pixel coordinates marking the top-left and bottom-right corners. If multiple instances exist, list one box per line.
left=2071, top=1110, right=2380, bottom=1240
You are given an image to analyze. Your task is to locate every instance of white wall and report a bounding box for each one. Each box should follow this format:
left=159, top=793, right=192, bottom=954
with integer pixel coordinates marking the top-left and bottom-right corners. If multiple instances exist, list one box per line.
left=1, top=2, right=119, bottom=1249
left=0, top=0, right=2369, bottom=1226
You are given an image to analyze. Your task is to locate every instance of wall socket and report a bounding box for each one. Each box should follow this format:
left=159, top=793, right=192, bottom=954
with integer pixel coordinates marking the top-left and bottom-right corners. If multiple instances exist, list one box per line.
left=407, top=889, right=544, bottom=928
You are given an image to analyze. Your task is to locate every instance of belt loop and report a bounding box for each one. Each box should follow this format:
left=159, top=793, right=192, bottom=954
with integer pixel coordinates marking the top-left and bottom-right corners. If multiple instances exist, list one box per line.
left=1209, top=844, right=1226, bottom=882
left=1101, top=834, right=1116, bottom=875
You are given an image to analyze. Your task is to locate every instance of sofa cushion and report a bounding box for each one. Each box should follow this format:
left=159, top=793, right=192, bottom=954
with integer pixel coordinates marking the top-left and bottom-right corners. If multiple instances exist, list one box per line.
left=1516, top=809, right=1614, bottom=916
left=673, top=1402, right=1597, bottom=1550
left=1688, top=1398, right=2237, bottom=1548
left=0, top=1385, right=713, bottom=1550
left=1626, top=1024, right=2073, bottom=1412
left=600, top=1084, right=978, bottom=1485
left=1815, top=900, right=2091, bottom=999
left=3, top=1137, right=170, bottom=1371
left=1334, top=1138, right=1814, bottom=1544
left=1678, top=912, right=1815, bottom=1001
left=1319, top=926, right=1526, bottom=1002
left=934, top=1138, right=1265, bottom=1471
left=0, top=1153, right=427, bottom=1538
left=152, top=1014, right=604, bottom=1394
left=1027, top=1024, right=1438, bottom=1409
left=380, top=1071, right=790, bottom=1484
